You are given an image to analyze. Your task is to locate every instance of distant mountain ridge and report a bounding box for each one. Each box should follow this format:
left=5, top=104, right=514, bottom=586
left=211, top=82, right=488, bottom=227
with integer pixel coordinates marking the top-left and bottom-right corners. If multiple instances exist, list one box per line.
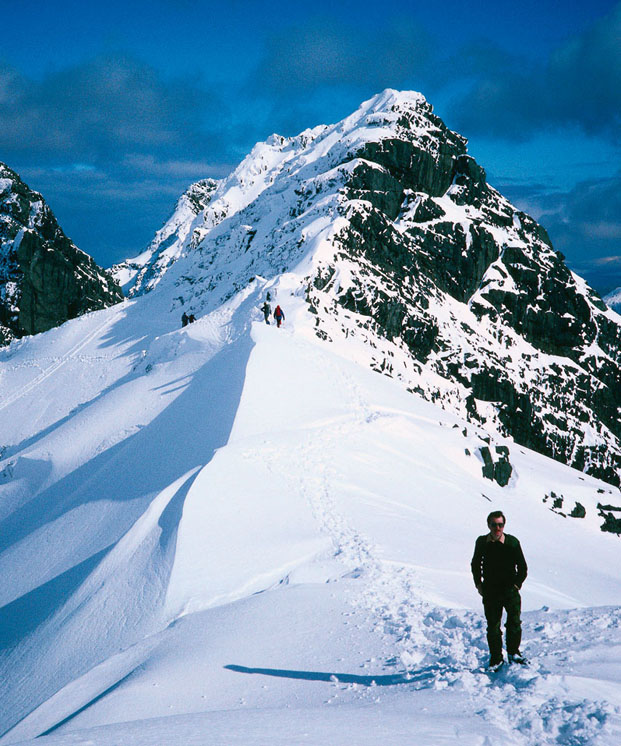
left=605, top=287, right=621, bottom=313
left=112, top=178, right=219, bottom=295
left=0, top=162, right=123, bottom=345
left=115, top=89, right=621, bottom=486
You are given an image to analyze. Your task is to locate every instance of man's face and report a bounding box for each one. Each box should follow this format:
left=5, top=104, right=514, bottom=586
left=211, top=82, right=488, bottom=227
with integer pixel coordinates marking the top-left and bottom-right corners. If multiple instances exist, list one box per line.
left=488, top=517, right=505, bottom=541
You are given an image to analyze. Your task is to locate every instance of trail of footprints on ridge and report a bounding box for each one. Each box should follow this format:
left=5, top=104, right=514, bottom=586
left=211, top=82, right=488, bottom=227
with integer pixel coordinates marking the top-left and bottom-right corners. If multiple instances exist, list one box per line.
left=258, top=356, right=615, bottom=745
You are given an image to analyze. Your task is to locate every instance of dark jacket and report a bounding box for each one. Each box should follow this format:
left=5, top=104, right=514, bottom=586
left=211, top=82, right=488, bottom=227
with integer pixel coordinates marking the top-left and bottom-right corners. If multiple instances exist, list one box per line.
left=471, top=533, right=527, bottom=595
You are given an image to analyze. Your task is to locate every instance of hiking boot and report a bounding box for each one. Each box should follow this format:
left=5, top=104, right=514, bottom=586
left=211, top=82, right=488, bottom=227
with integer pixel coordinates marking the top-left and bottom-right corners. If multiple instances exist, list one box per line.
left=488, top=656, right=504, bottom=671
left=508, top=652, right=528, bottom=665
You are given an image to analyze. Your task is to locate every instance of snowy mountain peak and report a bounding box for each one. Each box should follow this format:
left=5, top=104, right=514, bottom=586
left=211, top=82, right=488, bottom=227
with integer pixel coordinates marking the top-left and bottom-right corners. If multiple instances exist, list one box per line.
left=111, top=91, right=620, bottom=487
left=115, top=89, right=461, bottom=298
left=336, top=87, right=439, bottom=138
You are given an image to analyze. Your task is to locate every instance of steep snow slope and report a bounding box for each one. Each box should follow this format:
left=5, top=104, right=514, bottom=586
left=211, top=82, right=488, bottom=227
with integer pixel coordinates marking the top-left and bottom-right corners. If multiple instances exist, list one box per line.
left=112, top=179, right=219, bottom=295
left=1, top=276, right=620, bottom=745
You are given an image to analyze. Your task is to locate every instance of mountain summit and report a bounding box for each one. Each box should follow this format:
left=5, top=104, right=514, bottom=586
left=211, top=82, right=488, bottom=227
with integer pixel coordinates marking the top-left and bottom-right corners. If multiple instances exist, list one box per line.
left=116, top=90, right=621, bottom=485
left=0, top=163, right=123, bottom=345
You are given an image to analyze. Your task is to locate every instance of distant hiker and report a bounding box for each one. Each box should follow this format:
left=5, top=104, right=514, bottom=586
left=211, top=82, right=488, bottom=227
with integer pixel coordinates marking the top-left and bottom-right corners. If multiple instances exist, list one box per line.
left=261, top=301, right=271, bottom=324
left=188, top=314, right=196, bottom=323
left=274, top=305, right=285, bottom=328
left=471, top=511, right=528, bottom=670
left=181, top=312, right=189, bottom=327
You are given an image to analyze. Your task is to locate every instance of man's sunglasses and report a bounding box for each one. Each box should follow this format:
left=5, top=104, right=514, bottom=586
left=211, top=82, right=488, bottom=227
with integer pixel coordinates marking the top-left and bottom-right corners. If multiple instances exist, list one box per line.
left=489, top=522, right=505, bottom=528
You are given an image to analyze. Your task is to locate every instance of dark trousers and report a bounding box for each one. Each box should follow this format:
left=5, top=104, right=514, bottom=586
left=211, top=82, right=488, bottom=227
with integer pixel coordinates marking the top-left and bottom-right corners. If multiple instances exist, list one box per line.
left=483, top=587, right=522, bottom=659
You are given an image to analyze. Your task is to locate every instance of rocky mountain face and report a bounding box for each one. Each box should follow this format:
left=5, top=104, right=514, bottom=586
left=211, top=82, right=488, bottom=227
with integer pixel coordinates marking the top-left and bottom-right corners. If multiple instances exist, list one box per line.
left=117, top=90, right=621, bottom=487
left=0, top=163, right=123, bottom=345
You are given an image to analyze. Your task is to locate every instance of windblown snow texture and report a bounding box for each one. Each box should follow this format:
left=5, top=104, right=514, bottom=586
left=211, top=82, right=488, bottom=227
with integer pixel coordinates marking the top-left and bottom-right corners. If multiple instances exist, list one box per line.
left=0, top=163, right=123, bottom=345
left=117, top=90, right=621, bottom=486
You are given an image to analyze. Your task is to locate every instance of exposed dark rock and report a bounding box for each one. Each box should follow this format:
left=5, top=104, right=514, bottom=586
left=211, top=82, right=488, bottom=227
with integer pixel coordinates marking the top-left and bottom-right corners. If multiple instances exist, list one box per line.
left=543, top=491, right=567, bottom=515
left=449, top=155, right=490, bottom=207
left=0, top=163, right=123, bottom=345
left=479, top=445, right=513, bottom=487
left=597, top=503, right=621, bottom=535
left=354, top=139, right=460, bottom=197
left=408, top=195, right=445, bottom=223
left=570, top=502, right=586, bottom=518
left=493, top=446, right=513, bottom=487
left=347, top=162, right=404, bottom=220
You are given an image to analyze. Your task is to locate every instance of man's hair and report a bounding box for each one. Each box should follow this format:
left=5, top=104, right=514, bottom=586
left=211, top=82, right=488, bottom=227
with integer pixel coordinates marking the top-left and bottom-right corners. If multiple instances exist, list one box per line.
left=487, top=510, right=505, bottom=525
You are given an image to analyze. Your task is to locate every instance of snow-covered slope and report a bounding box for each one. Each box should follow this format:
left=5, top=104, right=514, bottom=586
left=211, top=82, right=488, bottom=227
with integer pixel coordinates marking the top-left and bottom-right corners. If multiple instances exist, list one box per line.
left=114, top=89, right=621, bottom=486
left=111, top=179, right=219, bottom=295
left=1, top=90, right=621, bottom=745
left=1, top=275, right=621, bottom=745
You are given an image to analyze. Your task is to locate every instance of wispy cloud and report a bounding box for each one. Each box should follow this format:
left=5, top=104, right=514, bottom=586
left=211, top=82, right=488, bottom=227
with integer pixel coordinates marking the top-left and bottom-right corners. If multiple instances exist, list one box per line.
left=0, top=54, right=224, bottom=163
left=446, top=2, right=621, bottom=141
left=16, top=155, right=233, bottom=266
left=251, top=19, right=430, bottom=98
left=502, top=171, right=621, bottom=292
left=121, top=154, right=233, bottom=179
left=595, top=255, right=621, bottom=265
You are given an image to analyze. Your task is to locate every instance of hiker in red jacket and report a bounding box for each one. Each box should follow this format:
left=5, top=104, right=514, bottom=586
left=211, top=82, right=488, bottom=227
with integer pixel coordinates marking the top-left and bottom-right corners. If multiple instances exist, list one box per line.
left=274, top=305, right=285, bottom=328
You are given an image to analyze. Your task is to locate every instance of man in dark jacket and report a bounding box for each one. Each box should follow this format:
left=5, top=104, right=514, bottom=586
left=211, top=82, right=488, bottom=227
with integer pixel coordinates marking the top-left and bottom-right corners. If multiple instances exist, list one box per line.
left=471, top=511, right=528, bottom=669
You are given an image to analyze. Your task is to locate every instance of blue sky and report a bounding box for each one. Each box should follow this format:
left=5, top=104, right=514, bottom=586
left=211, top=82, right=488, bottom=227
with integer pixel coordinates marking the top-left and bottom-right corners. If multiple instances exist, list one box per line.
left=2, top=0, right=620, bottom=291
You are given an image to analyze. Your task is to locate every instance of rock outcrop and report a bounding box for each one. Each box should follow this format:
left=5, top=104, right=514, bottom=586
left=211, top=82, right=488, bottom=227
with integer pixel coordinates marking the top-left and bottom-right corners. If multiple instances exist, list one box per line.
left=0, top=163, right=123, bottom=345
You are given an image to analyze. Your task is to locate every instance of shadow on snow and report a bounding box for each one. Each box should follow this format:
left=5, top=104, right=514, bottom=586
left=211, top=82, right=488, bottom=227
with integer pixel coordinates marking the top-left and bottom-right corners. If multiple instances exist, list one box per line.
left=224, top=664, right=439, bottom=687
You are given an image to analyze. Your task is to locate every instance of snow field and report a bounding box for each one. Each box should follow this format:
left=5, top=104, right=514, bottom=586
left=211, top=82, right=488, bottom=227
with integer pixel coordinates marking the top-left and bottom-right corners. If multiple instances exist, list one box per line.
left=0, top=284, right=620, bottom=744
